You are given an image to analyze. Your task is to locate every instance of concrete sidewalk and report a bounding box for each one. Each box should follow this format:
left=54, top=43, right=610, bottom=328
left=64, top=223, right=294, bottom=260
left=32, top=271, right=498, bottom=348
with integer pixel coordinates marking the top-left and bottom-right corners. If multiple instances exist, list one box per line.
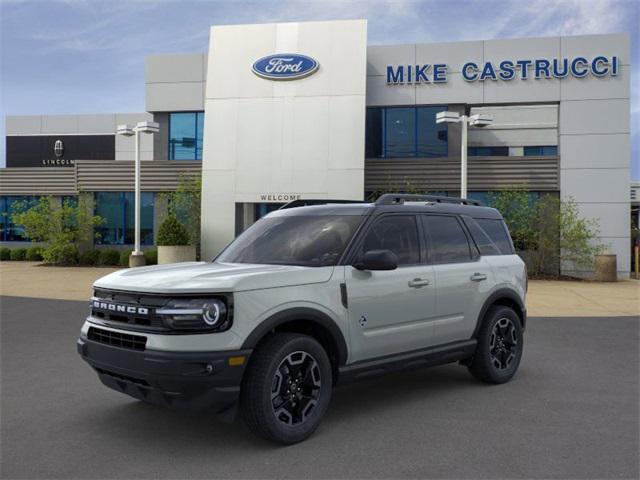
left=0, top=261, right=638, bottom=317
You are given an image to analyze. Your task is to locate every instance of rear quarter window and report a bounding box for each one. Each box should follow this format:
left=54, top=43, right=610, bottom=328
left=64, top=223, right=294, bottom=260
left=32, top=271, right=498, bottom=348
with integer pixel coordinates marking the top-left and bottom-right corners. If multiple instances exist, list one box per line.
left=466, top=218, right=515, bottom=255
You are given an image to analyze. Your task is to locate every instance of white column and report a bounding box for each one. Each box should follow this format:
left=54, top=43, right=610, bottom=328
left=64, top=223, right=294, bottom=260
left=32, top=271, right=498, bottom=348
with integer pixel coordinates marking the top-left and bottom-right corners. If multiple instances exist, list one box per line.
left=134, top=129, right=141, bottom=255
left=460, top=116, right=468, bottom=198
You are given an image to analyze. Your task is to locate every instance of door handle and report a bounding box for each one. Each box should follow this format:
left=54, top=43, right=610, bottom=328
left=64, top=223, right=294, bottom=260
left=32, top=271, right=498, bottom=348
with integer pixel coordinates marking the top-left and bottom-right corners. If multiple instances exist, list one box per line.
left=470, top=272, right=487, bottom=282
left=408, top=278, right=431, bottom=288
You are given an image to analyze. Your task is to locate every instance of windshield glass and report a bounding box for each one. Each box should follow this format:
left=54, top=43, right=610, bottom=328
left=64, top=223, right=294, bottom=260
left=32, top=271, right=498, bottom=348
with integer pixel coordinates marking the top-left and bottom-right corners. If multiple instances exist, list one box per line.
left=217, top=215, right=364, bottom=267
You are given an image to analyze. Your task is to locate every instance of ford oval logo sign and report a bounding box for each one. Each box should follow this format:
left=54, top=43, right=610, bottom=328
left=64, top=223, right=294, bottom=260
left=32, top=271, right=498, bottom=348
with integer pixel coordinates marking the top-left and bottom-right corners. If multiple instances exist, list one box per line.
left=252, top=54, right=319, bottom=80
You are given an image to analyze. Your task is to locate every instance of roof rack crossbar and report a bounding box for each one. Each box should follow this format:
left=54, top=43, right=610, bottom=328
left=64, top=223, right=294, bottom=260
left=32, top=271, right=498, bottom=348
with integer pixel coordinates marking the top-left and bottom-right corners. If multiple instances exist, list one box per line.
left=279, top=199, right=366, bottom=210
left=375, top=194, right=482, bottom=206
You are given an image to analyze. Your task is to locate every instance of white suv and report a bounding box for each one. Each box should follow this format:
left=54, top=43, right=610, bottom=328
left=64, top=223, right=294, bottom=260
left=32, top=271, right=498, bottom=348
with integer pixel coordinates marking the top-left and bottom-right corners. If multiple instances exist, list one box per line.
left=78, top=194, right=527, bottom=444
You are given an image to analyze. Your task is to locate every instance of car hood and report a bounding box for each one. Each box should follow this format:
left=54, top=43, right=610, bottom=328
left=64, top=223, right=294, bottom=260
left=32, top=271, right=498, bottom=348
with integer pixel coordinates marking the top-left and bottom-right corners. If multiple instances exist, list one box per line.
left=93, top=262, right=335, bottom=294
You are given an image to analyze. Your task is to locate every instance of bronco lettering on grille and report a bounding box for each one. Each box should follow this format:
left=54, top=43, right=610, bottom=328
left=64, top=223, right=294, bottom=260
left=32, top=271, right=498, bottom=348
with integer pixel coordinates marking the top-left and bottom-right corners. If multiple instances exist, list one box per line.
left=92, top=300, right=149, bottom=316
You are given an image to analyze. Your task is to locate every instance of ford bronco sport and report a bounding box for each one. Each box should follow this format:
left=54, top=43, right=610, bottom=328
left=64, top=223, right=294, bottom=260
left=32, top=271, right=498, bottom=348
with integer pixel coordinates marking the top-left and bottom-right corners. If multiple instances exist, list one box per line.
left=78, top=194, right=527, bottom=444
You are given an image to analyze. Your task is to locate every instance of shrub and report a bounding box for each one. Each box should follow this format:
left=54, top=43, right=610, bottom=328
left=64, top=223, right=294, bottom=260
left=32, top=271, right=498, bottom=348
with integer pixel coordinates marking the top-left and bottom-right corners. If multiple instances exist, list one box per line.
left=0, top=248, right=10, bottom=261
left=98, top=249, right=120, bottom=266
left=157, top=214, right=190, bottom=246
left=26, top=246, right=43, bottom=261
left=144, top=249, right=158, bottom=265
left=79, top=249, right=101, bottom=266
left=11, top=195, right=103, bottom=265
left=119, top=250, right=130, bottom=266
left=42, top=244, right=79, bottom=265
left=10, top=248, right=27, bottom=261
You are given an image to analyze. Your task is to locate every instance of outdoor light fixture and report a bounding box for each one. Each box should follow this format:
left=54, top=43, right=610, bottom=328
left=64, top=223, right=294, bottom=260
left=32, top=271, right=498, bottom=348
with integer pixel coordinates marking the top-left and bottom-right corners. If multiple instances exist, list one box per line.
left=116, top=121, right=159, bottom=267
left=116, top=124, right=134, bottom=137
left=436, top=110, right=493, bottom=198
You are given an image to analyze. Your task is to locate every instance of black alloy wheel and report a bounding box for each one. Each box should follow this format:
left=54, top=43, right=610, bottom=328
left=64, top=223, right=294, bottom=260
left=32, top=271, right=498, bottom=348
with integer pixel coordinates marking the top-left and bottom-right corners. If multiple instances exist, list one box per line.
left=467, top=305, right=523, bottom=384
left=271, top=351, right=322, bottom=426
left=489, top=317, right=519, bottom=371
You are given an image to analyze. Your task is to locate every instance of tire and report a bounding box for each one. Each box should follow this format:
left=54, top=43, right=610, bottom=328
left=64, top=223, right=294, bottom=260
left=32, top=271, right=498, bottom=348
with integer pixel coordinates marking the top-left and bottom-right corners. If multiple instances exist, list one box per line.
left=468, top=305, right=523, bottom=384
left=240, top=333, right=333, bottom=444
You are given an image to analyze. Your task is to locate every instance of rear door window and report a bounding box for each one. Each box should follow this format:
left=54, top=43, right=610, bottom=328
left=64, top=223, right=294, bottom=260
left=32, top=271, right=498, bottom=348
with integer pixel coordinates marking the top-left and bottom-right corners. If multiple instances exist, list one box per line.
left=422, top=215, right=472, bottom=264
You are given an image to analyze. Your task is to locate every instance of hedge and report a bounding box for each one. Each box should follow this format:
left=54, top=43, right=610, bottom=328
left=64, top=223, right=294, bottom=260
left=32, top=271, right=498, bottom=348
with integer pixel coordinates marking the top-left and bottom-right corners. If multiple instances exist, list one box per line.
left=10, top=248, right=27, bottom=261
left=97, top=249, right=120, bottom=266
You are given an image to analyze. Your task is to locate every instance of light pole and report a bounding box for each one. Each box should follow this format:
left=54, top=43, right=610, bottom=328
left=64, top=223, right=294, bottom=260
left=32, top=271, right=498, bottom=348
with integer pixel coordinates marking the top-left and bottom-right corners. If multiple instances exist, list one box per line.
left=116, top=121, right=159, bottom=267
left=436, top=111, right=493, bottom=198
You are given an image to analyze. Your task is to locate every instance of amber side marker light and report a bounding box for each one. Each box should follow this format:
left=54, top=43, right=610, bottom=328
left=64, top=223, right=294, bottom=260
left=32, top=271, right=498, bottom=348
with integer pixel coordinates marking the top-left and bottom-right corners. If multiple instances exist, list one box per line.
left=228, top=356, right=246, bottom=366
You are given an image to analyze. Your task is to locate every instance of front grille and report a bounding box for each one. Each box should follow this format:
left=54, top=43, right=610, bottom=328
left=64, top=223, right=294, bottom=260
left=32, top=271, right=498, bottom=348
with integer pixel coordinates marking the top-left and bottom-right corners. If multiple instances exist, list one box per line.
left=88, top=326, right=147, bottom=351
left=91, top=289, right=169, bottom=332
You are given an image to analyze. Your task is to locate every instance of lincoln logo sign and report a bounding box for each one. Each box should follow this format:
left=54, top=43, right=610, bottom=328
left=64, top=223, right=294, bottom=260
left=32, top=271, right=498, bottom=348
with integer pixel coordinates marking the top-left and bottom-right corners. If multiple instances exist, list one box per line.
left=386, top=55, right=620, bottom=84
left=54, top=139, right=64, bottom=159
left=252, top=54, right=319, bottom=80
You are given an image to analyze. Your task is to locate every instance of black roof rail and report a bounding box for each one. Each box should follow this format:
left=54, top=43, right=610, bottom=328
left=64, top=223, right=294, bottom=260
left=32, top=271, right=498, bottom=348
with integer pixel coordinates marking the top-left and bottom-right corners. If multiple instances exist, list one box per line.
left=375, top=193, right=482, bottom=206
left=279, top=199, right=367, bottom=210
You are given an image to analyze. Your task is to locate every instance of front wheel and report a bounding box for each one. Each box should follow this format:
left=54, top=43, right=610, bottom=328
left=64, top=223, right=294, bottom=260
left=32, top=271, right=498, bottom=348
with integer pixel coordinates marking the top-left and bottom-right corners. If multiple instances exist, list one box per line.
left=240, top=333, right=332, bottom=444
left=468, top=306, right=523, bottom=384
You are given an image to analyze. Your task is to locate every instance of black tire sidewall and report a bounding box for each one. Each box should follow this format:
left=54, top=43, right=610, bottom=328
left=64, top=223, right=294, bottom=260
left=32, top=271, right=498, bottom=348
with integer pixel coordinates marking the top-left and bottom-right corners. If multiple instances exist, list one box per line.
left=475, top=306, right=523, bottom=383
left=245, top=334, right=333, bottom=444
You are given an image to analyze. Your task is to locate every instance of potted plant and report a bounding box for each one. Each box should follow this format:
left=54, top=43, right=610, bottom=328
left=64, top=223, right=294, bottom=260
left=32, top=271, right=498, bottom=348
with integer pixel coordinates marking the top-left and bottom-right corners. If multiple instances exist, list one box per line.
left=156, top=214, right=196, bottom=264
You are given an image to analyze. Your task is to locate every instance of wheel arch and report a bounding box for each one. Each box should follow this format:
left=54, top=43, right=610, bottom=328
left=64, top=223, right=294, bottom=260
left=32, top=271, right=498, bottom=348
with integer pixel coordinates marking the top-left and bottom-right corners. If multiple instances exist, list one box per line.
left=473, top=288, right=527, bottom=338
left=241, top=307, right=349, bottom=375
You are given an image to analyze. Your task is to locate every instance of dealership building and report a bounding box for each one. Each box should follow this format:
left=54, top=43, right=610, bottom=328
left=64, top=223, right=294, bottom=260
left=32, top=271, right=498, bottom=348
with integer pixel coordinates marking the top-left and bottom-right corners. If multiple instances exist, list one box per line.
left=0, top=20, right=632, bottom=277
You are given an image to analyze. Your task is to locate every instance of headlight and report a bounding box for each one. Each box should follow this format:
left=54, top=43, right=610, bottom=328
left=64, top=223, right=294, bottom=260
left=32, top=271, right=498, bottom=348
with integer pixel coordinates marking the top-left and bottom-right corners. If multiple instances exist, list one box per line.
left=156, top=298, right=231, bottom=332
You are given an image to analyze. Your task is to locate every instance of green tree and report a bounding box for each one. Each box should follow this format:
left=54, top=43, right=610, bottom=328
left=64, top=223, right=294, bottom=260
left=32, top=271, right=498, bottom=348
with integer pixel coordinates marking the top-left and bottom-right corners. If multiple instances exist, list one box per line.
left=557, top=197, right=605, bottom=271
left=488, top=187, right=604, bottom=277
left=11, top=195, right=103, bottom=265
left=161, top=174, right=201, bottom=251
left=488, top=187, right=537, bottom=252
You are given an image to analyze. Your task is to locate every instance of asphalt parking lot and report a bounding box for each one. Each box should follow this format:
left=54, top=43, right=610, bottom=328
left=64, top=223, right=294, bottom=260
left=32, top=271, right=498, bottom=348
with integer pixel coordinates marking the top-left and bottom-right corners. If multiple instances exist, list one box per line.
left=1, top=296, right=638, bottom=479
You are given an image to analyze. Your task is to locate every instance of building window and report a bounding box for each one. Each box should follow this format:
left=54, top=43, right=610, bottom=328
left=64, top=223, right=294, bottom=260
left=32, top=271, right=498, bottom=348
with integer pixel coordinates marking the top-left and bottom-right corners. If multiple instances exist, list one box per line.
left=0, top=196, right=40, bottom=241
left=94, top=192, right=154, bottom=245
left=468, top=146, right=509, bottom=156
left=168, top=112, right=204, bottom=160
left=523, top=146, right=558, bottom=156
left=366, top=106, right=448, bottom=158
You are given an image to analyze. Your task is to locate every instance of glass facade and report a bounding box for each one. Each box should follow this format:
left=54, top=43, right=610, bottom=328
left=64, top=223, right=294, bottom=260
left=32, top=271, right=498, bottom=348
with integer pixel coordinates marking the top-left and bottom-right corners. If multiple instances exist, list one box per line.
left=94, top=192, right=154, bottom=245
left=0, top=196, right=39, bottom=241
left=366, top=106, right=448, bottom=158
left=524, top=146, right=558, bottom=156
left=168, top=112, right=204, bottom=160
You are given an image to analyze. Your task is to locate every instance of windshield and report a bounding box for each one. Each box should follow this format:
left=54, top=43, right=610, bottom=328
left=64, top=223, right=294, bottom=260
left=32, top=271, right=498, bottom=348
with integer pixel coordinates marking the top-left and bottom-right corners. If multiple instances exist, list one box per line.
left=217, top=215, right=364, bottom=267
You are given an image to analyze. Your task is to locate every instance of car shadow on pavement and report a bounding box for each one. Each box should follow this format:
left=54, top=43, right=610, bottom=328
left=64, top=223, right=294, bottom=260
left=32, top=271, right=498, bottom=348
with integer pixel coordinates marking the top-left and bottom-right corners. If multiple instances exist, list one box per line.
left=74, top=363, right=482, bottom=450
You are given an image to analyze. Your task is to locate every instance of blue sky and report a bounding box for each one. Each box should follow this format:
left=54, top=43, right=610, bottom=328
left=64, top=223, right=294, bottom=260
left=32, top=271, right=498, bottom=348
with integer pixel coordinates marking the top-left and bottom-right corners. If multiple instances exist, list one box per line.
left=1, top=0, right=638, bottom=178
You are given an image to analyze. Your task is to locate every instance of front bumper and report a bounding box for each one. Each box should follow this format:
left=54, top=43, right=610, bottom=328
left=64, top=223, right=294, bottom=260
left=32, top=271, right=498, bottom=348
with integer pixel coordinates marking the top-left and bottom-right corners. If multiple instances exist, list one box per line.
left=77, top=337, right=251, bottom=413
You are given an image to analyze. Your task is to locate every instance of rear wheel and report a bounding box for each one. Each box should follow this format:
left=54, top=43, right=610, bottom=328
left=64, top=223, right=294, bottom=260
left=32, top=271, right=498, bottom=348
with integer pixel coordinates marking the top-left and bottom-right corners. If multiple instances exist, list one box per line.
left=240, top=333, right=332, bottom=444
left=468, top=306, right=523, bottom=384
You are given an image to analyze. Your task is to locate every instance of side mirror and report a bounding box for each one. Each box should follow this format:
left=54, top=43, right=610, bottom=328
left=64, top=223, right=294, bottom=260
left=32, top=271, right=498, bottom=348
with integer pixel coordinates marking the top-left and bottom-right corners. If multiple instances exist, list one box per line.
left=354, top=249, right=398, bottom=271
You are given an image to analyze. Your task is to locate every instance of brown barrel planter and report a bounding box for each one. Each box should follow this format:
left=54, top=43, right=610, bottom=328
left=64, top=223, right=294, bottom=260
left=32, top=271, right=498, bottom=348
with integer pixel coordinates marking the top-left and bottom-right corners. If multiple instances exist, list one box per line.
left=594, top=254, right=617, bottom=282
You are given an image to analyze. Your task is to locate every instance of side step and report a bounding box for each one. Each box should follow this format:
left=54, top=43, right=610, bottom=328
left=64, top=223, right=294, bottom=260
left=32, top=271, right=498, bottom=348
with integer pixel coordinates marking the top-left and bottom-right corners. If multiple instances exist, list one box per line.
left=337, top=339, right=477, bottom=384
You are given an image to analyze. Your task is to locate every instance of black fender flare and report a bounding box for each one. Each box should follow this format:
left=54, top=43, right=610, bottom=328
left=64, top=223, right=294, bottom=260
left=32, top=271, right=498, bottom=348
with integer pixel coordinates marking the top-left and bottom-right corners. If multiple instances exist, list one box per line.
left=473, top=288, right=527, bottom=338
left=241, top=307, right=349, bottom=366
